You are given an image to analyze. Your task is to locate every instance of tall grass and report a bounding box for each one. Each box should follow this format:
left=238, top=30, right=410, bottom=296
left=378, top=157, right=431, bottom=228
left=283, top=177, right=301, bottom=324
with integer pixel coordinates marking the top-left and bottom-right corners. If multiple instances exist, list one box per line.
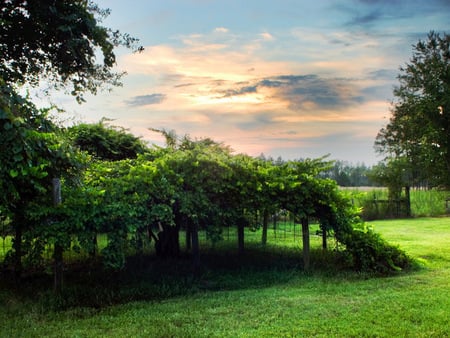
left=409, top=189, right=449, bottom=216
left=345, top=187, right=449, bottom=219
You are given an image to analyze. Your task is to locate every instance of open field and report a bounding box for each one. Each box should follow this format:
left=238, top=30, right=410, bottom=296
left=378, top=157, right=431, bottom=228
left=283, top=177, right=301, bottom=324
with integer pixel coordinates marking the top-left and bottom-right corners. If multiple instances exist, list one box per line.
left=1, top=217, right=450, bottom=337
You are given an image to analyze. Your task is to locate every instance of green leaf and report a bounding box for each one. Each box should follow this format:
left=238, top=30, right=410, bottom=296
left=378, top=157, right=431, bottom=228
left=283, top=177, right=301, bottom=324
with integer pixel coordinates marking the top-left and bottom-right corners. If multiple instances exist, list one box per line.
left=9, top=169, right=19, bottom=178
left=13, top=154, right=23, bottom=162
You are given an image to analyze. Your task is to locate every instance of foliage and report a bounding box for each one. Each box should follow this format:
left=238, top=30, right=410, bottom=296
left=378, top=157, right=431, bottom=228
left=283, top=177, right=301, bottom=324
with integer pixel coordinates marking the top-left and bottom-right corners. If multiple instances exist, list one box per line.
left=69, top=119, right=148, bottom=160
left=2, top=99, right=410, bottom=274
left=0, top=82, right=84, bottom=272
left=0, top=0, right=142, bottom=102
left=1, top=0, right=144, bottom=277
left=375, top=31, right=450, bottom=188
left=336, top=223, right=411, bottom=273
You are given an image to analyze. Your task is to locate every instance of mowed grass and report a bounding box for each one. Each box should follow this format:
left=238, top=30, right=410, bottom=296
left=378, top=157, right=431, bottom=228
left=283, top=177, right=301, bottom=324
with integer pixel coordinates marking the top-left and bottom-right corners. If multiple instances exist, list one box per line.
left=1, top=218, right=450, bottom=337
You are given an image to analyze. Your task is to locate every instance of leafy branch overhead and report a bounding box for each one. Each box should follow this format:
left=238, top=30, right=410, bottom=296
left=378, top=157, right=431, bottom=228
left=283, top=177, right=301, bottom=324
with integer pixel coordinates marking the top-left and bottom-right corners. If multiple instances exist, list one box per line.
left=0, top=0, right=143, bottom=102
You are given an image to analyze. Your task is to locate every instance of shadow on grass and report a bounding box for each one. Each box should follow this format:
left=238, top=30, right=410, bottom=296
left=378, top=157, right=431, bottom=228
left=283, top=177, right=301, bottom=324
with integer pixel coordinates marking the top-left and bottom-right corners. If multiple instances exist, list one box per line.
left=0, top=243, right=410, bottom=311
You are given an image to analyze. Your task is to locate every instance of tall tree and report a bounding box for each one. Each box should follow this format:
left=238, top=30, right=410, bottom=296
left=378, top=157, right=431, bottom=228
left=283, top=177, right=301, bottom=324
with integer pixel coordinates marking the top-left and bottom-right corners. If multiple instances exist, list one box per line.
left=375, top=31, right=450, bottom=188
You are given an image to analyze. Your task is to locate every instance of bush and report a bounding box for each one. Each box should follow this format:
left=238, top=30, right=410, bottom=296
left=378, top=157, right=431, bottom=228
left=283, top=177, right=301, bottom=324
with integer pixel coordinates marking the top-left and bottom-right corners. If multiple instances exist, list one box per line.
left=338, top=224, right=412, bottom=274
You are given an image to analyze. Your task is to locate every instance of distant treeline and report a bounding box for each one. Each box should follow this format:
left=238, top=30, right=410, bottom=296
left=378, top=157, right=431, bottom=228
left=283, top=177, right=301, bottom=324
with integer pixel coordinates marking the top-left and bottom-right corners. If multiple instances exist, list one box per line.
left=320, top=160, right=376, bottom=187
left=259, top=155, right=377, bottom=187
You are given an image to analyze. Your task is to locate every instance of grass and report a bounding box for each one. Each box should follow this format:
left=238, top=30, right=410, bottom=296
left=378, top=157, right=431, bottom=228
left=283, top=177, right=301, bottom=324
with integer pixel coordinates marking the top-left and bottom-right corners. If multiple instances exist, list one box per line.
left=1, top=217, right=450, bottom=337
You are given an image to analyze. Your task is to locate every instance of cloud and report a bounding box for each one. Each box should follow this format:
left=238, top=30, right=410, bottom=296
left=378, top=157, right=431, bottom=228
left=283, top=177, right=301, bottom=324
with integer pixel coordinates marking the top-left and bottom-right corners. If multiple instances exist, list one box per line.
left=113, top=25, right=398, bottom=163
left=368, top=69, right=397, bottom=81
left=214, top=27, right=229, bottom=33
left=260, top=32, right=274, bottom=41
left=338, top=0, right=450, bottom=29
left=236, top=112, right=278, bottom=131
left=210, top=74, right=364, bottom=112
left=125, top=93, right=167, bottom=107
left=347, top=10, right=383, bottom=26
left=220, top=85, right=258, bottom=98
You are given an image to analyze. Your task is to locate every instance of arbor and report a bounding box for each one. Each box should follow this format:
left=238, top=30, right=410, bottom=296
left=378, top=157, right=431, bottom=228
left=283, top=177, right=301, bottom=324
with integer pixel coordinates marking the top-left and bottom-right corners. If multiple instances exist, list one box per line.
left=375, top=31, right=450, bottom=188
left=0, top=0, right=142, bottom=102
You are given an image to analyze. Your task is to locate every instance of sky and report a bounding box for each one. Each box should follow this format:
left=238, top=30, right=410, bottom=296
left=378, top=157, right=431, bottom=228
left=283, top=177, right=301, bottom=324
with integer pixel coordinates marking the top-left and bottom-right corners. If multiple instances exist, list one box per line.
left=44, top=0, right=450, bottom=165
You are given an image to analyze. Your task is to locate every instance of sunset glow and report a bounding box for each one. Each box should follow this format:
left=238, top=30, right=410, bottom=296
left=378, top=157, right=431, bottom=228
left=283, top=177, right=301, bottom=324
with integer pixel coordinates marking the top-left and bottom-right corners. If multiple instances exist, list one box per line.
left=46, top=0, right=449, bottom=164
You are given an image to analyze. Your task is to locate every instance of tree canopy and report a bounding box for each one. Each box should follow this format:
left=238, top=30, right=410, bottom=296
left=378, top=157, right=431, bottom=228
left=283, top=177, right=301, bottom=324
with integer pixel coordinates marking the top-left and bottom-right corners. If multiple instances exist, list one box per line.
left=0, top=0, right=142, bottom=102
left=375, top=31, right=450, bottom=188
left=69, top=120, right=148, bottom=160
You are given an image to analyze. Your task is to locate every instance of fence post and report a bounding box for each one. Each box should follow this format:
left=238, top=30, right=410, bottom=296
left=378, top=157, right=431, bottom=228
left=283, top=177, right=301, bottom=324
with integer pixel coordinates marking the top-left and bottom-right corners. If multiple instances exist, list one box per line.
left=261, top=209, right=269, bottom=245
left=301, top=217, right=310, bottom=271
left=405, top=186, right=411, bottom=217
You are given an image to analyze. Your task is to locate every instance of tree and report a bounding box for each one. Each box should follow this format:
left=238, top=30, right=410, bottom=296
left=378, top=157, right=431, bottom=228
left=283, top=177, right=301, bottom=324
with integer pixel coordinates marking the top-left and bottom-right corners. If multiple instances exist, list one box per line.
left=0, top=0, right=142, bottom=102
left=375, top=31, right=450, bottom=188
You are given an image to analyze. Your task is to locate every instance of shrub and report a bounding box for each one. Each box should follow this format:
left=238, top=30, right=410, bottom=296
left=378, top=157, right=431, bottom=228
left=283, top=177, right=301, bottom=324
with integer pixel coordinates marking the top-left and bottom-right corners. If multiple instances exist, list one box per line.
left=337, top=224, right=412, bottom=274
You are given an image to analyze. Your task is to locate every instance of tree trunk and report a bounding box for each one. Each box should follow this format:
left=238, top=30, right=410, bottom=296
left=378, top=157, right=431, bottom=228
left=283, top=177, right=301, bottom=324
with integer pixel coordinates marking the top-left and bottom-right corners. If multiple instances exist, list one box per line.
left=89, top=233, right=98, bottom=258
left=301, top=217, right=310, bottom=271
left=185, top=226, right=192, bottom=251
left=261, top=209, right=269, bottom=245
left=322, top=227, right=327, bottom=250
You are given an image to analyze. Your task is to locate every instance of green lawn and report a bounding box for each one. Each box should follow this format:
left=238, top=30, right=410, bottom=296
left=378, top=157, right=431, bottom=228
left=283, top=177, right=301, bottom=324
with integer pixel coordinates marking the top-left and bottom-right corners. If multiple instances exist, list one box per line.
left=1, top=217, right=450, bottom=337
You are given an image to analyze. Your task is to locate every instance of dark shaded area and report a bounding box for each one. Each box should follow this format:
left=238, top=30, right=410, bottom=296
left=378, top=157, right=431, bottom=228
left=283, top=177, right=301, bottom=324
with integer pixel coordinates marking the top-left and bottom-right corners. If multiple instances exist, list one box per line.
left=0, top=244, right=386, bottom=311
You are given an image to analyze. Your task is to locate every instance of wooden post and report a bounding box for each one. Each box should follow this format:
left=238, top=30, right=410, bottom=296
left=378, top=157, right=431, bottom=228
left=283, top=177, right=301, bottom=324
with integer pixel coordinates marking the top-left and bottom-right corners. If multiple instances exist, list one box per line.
left=405, top=186, right=411, bottom=217
left=293, top=216, right=296, bottom=241
left=261, top=209, right=269, bottom=245
left=273, top=213, right=277, bottom=239
left=301, top=217, right=310, bottom=271
left=322, top=226, right=327, bottom=250
left=52, top=178, right=63, bottom=294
